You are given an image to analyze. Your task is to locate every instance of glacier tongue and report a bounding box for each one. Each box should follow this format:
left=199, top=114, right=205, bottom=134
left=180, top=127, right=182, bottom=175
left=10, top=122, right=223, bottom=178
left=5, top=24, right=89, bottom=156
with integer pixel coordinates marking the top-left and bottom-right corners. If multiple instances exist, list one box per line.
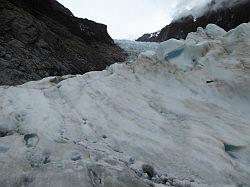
left=0, top=23, right=250, bottom=187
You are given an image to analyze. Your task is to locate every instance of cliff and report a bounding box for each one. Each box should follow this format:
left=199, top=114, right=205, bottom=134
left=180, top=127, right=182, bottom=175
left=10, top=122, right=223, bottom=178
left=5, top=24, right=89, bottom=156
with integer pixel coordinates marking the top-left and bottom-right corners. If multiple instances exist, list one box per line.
left=0, top=0, right=126, bottom=85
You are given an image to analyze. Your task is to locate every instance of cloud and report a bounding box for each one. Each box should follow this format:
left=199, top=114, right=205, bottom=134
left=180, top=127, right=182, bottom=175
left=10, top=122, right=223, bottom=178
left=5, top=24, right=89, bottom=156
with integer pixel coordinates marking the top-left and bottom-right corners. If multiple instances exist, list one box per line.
left=59, top=0, right=237, bottom=39
left=171, top=0, right=210, bottom=20
left=58, top=0, right=174, bottom=39
left=172, top=0, right=248, bottom=20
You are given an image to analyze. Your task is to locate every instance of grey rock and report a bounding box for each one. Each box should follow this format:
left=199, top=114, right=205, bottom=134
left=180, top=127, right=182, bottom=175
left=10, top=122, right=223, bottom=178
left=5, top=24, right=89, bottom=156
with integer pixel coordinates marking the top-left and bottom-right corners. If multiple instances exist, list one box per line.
left=129, top=157, right=135, bottom=164
left=8, top=39, right=24, bottom=48
left=160, top=175, right=169, bottom=184
left=4, top=53, right=12, bottom=60
left=102, top=135, right=107, bottom=139
left=0, top=46, right=6, bottom=57
left=142, top=164, right=155, bottom=179
left=151, top=176, right=162, bottom=184
left=0, top=0, right=126, bottom=86
left=70, top=151, right=82, bottom=161
left=166, top=182, right=171, bottom=186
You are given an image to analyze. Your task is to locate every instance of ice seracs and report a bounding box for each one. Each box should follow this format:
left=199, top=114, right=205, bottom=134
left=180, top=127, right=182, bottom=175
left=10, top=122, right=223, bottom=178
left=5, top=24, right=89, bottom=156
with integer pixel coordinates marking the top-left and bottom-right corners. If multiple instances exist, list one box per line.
left=0, top=23, right=250, bottom=187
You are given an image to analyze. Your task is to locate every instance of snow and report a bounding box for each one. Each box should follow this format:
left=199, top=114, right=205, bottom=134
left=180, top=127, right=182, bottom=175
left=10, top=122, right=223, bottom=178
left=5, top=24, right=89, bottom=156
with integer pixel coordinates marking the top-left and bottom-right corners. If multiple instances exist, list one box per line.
left=149, top=31, right=161, bottom=38
left=0, top=23, right=250, bottom=187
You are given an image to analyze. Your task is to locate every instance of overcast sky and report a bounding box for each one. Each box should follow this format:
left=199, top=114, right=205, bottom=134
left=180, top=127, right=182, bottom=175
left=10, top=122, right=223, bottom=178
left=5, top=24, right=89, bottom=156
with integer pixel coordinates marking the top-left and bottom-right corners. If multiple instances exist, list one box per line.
left=58, top=0, right=209, bottom=39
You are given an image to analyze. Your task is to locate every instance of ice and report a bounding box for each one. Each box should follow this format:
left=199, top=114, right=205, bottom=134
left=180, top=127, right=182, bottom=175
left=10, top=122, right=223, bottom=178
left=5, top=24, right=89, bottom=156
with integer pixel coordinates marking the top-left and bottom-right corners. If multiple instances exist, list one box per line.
left=205, top=24, right=227, bottom=39
left=115, top=39, right=159, bottom=62
left=0, top=23, right=250, bottom=187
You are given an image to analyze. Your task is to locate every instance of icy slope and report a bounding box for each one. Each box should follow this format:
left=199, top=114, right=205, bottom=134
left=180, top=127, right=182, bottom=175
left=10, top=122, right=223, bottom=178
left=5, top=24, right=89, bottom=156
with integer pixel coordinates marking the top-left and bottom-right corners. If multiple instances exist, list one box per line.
left=0, top=24, right=250, bottom=187
left=115, top=40, right=159, bottom=62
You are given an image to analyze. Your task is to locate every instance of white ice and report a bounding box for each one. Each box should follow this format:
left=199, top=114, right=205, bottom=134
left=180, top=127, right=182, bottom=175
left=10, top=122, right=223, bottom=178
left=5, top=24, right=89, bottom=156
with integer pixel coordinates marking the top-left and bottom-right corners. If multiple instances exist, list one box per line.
left=0, top=23, right=250, bottom=187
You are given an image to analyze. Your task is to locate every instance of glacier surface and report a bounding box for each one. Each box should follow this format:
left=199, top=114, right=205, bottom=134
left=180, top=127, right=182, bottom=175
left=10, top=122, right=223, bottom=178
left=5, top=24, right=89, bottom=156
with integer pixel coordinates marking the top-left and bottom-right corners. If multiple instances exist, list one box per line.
left=0, top=24, right=250, bottom=187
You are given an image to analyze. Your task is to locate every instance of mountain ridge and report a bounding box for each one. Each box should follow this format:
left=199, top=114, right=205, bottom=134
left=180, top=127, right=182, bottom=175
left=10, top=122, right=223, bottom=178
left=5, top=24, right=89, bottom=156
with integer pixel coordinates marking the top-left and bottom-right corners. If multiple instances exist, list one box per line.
left=0, top=0, right=126, bottom=85
left=137, top=0, right=250, bottom=42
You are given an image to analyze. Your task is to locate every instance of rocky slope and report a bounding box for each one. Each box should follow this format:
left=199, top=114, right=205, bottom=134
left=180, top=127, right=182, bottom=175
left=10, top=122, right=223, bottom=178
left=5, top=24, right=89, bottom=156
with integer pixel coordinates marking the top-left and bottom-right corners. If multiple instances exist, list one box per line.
left=0, top=0, right=126, bottom=85
left=135, top=31, right=161, bottom=43
left=136, top=0, right=250, bottom=42
left=0, top=23, right=250, bottom=187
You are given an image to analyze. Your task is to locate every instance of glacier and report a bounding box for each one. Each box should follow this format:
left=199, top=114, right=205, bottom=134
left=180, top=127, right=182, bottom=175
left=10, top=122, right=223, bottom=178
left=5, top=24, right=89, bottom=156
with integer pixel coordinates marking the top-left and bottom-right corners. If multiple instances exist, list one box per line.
left=0, top=23, right=250, bottom=187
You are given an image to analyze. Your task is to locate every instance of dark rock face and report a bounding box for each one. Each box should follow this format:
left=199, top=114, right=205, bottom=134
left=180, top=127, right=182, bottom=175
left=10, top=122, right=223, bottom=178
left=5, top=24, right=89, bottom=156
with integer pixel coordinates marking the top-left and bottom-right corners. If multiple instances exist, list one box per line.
left=0, top=0, right=126, bottom=85
left=136, top=31, right=160, bottom=43
left=137, top=0, right=250, bottom=42
left=136, top=34, right=153, bottom=43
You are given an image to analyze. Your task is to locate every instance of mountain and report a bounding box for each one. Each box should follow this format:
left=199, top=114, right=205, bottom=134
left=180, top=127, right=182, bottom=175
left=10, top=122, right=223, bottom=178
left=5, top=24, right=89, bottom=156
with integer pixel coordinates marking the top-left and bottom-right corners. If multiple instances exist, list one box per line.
left=136, top=0, right=250, bottom=42
left=136, top=31, right=160, bottom=43
left=0, top=0, right=126, bottom=85
left=0, top=22, right=250, bottom=187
